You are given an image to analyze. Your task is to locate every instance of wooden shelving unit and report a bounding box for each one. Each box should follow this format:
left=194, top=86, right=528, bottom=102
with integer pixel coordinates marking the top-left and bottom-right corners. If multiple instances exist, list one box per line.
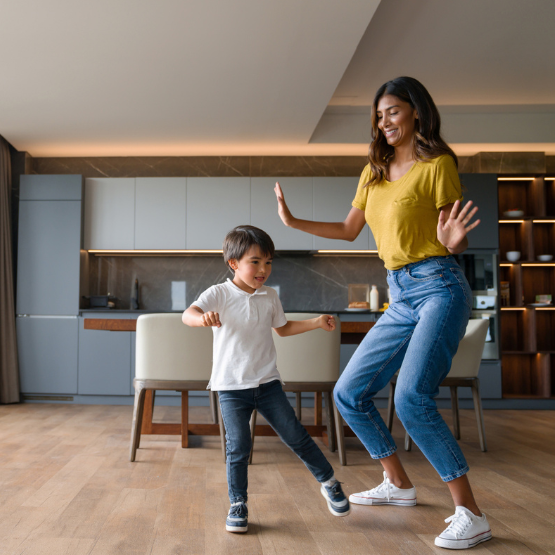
left=499, top=176, right=555, bottom=399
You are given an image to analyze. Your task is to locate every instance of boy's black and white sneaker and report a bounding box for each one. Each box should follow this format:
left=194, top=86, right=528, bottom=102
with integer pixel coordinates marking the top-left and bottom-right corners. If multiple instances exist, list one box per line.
left=226, top=501, right=248, bottom=533
left=434, top=506, right=492, bottom=549
left=320, top=481, right=351, bottom=517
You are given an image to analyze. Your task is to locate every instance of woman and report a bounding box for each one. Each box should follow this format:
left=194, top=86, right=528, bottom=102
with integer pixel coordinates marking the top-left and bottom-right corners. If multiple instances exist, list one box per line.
left=274, top=76, right=492, bottom=550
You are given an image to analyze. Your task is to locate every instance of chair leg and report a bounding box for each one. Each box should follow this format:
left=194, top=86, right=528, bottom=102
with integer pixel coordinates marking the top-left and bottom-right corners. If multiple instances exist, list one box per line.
left=471, top=379, right=488, bottom=452
left=216, top=393, right=227, bottom=463
left=404, top=430, right=412, bottom=451
left=324, top=391, right=336, bottom=453
left=248, top=410, right=257, bottom=465
left=130, top=383, right=146, bottom=462
left=295, top=392, right=302, bottom=421
left=332, top=396, right=347, bottom=466
left=450, top=386, right=461, bottom=440
left=181, top=391, right=189, bottom=448
left=141, top=389, right=155, bottom=434
left=386, top=382, right=396, bottom=432
left=209, top=390, right=218, bottom=424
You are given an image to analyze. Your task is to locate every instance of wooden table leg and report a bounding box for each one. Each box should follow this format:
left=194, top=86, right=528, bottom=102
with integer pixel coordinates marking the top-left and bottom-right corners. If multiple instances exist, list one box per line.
left=181, top=391, right=189, bottom=448
left=314, top=392, right=322, bottom=426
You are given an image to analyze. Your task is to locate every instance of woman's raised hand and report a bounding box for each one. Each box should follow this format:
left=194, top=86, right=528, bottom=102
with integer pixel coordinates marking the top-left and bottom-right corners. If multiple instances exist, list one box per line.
left=274, top=182, right=294, bottom=227
left=437, top=200, right=480, bottom=251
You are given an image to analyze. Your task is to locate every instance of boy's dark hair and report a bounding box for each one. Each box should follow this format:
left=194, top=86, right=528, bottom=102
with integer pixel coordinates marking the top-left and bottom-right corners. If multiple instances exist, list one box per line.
left=223, top=225, right=275, bottom=271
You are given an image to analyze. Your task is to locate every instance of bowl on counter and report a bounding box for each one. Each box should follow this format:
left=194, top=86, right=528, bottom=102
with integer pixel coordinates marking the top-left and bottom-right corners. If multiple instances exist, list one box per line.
left=503, top=210, right=524, bottom=217
left=537, top=254, right=554, bottom=262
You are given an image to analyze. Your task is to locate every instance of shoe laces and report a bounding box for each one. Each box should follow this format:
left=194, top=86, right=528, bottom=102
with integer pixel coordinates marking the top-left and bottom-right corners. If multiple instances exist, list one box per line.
left=444, top=511, right=472, bottom=538
left=328, top=481, right=345, bottom=500
left=229, top=502, right=248, bottom=518
left=368, top=476, right=392, bottom=501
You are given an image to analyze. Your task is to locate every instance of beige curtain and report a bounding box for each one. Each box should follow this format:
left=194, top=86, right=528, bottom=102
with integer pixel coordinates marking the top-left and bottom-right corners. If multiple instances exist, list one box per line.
left=0, top=136, right=20, bottom=403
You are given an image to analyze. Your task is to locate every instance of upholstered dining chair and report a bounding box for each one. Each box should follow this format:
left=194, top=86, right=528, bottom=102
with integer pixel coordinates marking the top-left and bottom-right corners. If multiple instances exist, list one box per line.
left=246, top=313, right=348, bottom=466
left=130, top=313, right=220, bottom=462
left=387, top=318, right=489, bottom=452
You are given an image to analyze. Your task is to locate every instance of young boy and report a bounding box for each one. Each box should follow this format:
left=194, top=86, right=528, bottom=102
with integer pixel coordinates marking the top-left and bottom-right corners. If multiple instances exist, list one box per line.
left=182, top=225, right=350, bottom=533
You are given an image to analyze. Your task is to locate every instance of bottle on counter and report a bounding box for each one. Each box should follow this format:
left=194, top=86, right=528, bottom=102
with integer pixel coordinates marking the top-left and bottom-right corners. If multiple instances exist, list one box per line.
left=370, top=285, right=379, bottom=311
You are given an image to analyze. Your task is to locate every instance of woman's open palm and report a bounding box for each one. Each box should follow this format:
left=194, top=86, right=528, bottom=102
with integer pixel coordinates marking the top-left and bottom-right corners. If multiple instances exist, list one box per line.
left=437, top=200, right=480, bottom=250
left=274, top=182, right=294, bottom=226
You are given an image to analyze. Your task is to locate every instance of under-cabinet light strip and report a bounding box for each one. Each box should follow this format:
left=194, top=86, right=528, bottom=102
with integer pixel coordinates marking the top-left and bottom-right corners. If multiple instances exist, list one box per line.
left=316, top=250, right=379, bottom=254
left=88, top=249, right=223, bottom=254
left=497, top=177, right=535, bottom=181
left=532, top=220, right=555, bottom=223
left=501, top=307, right=526, bottom=311
left=522, top=263, right=555, bottom=267
left=536, top=307, right=555, bottom=310
left=499, top=220, right=525, bottom=223
left=499, top=264, right=513, bottom=267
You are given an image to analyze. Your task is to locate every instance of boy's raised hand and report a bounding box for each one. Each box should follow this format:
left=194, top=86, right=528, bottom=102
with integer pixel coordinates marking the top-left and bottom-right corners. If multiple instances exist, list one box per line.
left=201, top=311, right=221, bottom=328
left=318, top=315, right=336, bottom=332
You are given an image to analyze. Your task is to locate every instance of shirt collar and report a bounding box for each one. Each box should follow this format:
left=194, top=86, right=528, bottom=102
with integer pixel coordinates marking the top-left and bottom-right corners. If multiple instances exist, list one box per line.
left=226, top=278, right=267, bottom=297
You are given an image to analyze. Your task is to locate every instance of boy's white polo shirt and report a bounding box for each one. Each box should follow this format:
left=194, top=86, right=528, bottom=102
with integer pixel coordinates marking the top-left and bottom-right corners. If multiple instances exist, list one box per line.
left=192, top=279, right=288, bottom=391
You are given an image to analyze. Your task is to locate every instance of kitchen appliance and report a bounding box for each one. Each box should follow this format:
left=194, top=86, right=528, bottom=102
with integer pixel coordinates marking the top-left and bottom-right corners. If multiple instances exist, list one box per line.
left=473, top=295, right=496, bottom=309
left=82, top=295, right=117, bottom=308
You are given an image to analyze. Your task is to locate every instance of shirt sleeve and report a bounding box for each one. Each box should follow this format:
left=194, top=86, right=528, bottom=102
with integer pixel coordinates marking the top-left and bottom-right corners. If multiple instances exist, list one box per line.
left=351, top=164, right=372, bottom=211
left=271, top=291, right=288, bottom=329
left=433, top=155, right=463, bottom=209
left=191, top=285, right=221, bottom=313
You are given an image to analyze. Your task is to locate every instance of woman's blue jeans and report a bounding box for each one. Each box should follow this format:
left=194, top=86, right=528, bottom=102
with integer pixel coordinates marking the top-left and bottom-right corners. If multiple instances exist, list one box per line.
left=218, top=380, right=334, bottom=503
left=334, top=256, right=473, bottom=482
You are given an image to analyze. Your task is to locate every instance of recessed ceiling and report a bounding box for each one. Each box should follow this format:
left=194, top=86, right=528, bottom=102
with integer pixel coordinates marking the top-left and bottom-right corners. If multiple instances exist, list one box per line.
left=1, top=0, right=554, bottom=157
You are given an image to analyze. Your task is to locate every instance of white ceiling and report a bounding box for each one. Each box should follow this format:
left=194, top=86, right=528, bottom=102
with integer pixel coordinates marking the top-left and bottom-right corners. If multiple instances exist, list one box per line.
left=1, top=0, right=554, bottom=157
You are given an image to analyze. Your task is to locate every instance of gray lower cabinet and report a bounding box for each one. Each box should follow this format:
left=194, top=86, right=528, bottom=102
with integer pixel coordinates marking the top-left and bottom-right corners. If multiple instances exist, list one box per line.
left=78, top=318, right=132, bottom=395
left=17, top=316, right=78, bottom=394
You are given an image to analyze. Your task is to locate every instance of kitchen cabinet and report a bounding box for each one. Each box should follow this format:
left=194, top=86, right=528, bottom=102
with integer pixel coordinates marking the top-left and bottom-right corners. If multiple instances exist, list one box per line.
left=16, top=197, right=82, bottom=315
left=135, top=178, right=187, bottom=249
left=186, top=177, right=250, bottom=249
left=78, top=317, right=132, bottom=395
left=84, top=178, right=135, bottom=250
left=17, top=316, right=78, bottom=394
left=313, top=177, right=376, bottom=250
left=459, top=174, right=498, bottom=250
left=251, top=177, right=313, bottom=250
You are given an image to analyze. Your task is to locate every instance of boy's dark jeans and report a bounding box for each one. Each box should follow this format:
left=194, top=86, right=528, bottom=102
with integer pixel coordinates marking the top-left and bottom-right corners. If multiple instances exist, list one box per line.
left=218, top=380, right=334, bottom=503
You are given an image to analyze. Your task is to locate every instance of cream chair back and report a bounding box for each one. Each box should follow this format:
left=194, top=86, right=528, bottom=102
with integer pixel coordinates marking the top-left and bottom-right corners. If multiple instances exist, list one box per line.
left=272, top=313, right=341, bottom=382
left=135, top=314, right=213, bottom=381
left=447, top=319, right=489, bottom=379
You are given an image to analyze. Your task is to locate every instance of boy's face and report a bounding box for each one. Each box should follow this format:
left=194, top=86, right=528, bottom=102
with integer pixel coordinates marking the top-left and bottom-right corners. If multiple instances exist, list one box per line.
left=229, top=245, right=273, bottom=294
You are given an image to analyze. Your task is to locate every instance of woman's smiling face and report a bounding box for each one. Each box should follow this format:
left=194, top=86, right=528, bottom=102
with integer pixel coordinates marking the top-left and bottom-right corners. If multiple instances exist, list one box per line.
left=376, top=94, right=418, bottom=149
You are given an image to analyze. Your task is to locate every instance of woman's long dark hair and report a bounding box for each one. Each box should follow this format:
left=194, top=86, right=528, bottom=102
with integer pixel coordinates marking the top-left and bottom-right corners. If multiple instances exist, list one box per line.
left=366, top=76, right=457, bottom=185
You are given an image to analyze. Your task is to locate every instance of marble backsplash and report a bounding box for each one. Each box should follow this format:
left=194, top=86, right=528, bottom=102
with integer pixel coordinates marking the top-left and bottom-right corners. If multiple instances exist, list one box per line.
left=86, top=254, right=388, bottom=313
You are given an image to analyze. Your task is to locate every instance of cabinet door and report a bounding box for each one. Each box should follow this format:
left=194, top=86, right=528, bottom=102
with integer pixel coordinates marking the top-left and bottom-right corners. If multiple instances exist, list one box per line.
left=20, top=174, right=82, bottom=201
left=17, top=316, right=78, bottom=394
left=251, top=178, right=313, bottom=250
left=84, top=178, right=135, bottom=250
left=313, top=178, right=369, bottom=250
left=459, top=174, right=499, bottom=250
left=186, top=178, right=250, bottom=249
left=16, top=201, right=81, bottom=315
left=78, top=319, right=131, bottom=395
left=135, top=178, right=187, bottom=249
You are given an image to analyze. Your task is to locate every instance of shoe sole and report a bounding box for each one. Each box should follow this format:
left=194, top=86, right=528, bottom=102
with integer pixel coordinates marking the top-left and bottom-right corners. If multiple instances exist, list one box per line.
left=434, top=530, right=492, bottom=549
left=349, top=495, right=417, bottom=506
left=226, top=524, right=248, bottom=533
left=320, top=486, right=351, bottom=517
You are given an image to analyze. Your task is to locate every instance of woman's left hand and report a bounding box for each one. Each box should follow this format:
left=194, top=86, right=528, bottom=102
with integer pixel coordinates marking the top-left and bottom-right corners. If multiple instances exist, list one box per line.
left=437, top=200, right=480, bottom=251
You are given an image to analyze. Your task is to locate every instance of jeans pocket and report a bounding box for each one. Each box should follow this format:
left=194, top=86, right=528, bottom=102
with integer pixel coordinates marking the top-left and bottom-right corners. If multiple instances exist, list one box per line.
left=406, top=264, right=443, bottom=282
left=449, top=267, right=472, bottom=309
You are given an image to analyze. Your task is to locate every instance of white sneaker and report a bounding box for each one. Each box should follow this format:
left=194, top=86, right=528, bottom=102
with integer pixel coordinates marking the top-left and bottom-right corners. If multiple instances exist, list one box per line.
left=349, top=471, right=417, bottom=506
left=435, top=506, right=492, bottom=549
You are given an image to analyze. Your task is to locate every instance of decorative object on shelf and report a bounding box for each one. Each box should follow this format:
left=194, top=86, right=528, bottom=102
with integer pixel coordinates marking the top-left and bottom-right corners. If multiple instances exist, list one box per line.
left=503, top=209, right=524, bottom=217
left=506, top=251, right=521, bottom=262
left=370, top=285, right=379, bottom=311
left=537, top=254, right=554, bottom=262
left=380, top=303, right=389, bottom=312
left=535, top=294, right=552, bottom=305
left=500, top=281, right=510, bottom=307
left=348, top=284, right=369, bottom=309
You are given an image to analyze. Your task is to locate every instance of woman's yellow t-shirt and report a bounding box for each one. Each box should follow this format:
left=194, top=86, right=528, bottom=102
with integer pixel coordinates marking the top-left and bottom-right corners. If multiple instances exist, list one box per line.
left=352, top=154, right=463, bottom=271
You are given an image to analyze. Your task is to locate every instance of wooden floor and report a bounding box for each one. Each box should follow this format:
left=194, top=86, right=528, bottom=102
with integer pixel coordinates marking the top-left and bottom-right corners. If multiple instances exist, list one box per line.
left=0, top=404, right=554, bottom=555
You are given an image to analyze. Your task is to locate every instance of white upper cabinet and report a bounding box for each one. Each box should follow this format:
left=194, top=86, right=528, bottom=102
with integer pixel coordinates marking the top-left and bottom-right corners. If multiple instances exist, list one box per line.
left=135, top=178, right=187, bottom=249
left=313, top=177, right=370, bottom=250
left=84, top=178, right=135, bottom=250
left=186, top=177, right=251, bottom=249
left=251, top=177, right=313, bottom=250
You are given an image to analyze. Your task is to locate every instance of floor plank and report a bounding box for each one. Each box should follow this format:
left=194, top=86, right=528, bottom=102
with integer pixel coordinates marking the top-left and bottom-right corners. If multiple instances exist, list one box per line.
left=0, top=404, right=554, bottom=554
